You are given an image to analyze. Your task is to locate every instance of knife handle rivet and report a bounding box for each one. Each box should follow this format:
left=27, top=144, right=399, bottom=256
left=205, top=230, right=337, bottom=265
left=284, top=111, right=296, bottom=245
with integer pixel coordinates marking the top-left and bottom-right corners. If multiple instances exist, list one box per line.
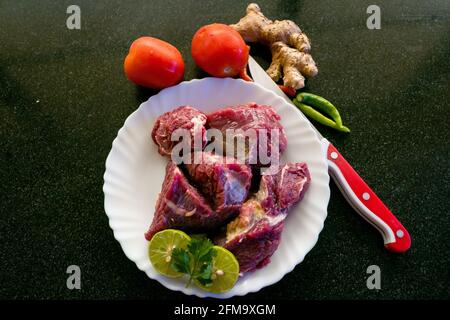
left=362, top=192, right=370, bottom=200
left=330, top=152, right=338, bottom=159
left=396, top=230, right=404, bottom=238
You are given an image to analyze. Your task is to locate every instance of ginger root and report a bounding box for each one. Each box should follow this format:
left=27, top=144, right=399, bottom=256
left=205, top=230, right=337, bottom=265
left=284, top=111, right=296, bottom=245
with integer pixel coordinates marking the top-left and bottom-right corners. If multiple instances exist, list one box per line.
left=231, top=3, right=318, bottom=90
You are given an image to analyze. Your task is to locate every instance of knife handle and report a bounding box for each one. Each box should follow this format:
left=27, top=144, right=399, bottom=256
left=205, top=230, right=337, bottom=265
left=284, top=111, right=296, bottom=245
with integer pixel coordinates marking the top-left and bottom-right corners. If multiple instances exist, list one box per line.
left=322, top=139, right=411, bottom=253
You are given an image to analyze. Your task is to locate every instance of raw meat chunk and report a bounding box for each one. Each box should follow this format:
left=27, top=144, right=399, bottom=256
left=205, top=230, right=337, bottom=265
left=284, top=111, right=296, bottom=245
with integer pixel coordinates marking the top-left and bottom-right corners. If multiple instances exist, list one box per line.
left=220, top=199, right=285, bottom=273
left=145, top=162, right=225, bottom=240
left=207, top=103, right=287, bottom=165
left=218, top=163, right=311, bottom=272
left=257, top=162, right=311, bottom=214
left=184, top=151, right=252, bottom=218
left=151, top=106, right=207, bottom=157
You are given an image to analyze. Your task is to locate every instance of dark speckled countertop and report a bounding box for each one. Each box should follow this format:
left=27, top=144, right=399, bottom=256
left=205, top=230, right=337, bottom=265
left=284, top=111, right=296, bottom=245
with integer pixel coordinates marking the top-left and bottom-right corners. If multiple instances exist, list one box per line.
left=0, top=0, right=449, bottom=300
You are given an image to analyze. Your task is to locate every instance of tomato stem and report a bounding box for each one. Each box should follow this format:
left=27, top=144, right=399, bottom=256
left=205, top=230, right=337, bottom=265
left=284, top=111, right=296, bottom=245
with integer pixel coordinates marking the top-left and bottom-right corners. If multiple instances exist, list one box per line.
left=239, top=63, right=253, bottom=82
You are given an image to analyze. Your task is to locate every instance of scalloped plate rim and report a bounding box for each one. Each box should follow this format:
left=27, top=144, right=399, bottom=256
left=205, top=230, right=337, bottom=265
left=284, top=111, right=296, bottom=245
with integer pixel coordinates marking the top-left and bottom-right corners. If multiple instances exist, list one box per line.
left=103, top=77, right=330, bottom=298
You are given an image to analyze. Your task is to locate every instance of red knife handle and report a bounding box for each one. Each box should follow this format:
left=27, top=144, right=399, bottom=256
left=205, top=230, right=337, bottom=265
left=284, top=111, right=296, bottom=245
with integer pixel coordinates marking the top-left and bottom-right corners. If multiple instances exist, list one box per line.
left=324, top=140, right=411, bottom=253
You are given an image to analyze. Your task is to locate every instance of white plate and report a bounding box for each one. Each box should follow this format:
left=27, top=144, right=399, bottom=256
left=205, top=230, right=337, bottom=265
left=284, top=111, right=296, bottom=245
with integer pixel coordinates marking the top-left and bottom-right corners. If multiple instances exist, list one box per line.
left=103, top=77, right=330, bottom=298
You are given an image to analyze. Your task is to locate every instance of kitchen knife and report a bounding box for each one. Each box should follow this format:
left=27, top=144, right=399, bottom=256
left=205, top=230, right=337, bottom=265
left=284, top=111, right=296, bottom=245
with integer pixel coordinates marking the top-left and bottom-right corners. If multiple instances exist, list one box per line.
left=248, top=56, right=411, bottom=253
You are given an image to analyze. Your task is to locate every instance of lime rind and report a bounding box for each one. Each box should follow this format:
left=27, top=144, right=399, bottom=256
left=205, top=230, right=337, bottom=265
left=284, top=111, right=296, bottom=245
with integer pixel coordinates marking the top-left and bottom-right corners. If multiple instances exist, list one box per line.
left=195, top=245, right=240, bottom=293
left=149, top=230, right=240, bottom=292
left=148, top=229, right=191, bottom=278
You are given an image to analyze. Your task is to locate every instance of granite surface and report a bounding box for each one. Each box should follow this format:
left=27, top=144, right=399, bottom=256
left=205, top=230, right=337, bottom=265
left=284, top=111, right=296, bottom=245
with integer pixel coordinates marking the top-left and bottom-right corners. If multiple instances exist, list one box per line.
left=0, top=0, right=449, bottom=300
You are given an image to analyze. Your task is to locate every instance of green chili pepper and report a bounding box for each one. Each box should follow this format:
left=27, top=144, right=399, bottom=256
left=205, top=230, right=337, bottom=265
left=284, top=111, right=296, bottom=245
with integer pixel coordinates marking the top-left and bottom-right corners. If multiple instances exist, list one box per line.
left=293, top=99, right=350, bottom=133
left=293, top=92, right=350, bottom=133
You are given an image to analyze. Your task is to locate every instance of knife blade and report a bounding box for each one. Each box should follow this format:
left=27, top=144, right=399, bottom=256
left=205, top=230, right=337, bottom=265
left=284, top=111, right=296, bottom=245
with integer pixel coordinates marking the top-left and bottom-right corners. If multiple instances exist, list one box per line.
left=248, top=56, right=411, bottom=253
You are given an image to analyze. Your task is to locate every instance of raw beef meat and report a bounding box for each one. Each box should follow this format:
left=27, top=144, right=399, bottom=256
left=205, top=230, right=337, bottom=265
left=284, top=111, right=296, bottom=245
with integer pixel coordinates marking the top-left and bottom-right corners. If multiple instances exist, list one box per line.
left=147, top=102, right=312, bottom=274
left=257, top=162, right=311, bottom=214
left=207, top=103, right=287, bottom=165
left=145, top=162, right=229, bottom=240
left=184, top=151, right=252, bottom=218
left=218, top=199, right=285, bottom=273
left=217, top=163, right=311, bottom=273
left=151, top=106, right=207, bottom=157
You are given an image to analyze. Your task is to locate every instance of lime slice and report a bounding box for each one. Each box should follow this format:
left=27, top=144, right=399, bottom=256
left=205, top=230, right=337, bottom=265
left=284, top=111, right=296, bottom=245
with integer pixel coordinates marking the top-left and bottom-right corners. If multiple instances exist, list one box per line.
left=195, top=246, right=240, bottom=293
left=148, top=229, right=191, bottom=278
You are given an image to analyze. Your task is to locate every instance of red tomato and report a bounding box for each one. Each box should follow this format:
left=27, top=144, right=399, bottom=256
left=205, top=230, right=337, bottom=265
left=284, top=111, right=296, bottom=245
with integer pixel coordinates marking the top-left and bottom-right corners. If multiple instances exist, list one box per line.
left=124, top=37, right=185, bottom=89
left=191, top=24, right=249, bottom=77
